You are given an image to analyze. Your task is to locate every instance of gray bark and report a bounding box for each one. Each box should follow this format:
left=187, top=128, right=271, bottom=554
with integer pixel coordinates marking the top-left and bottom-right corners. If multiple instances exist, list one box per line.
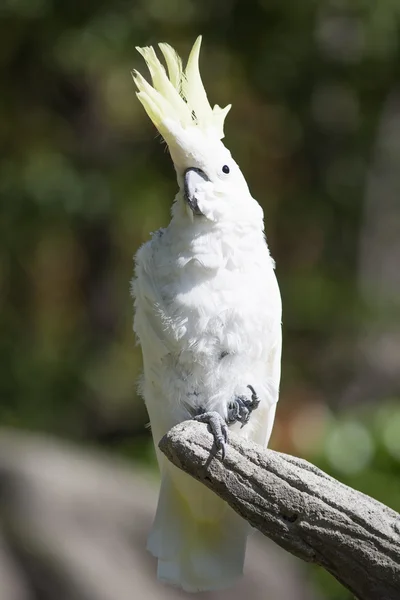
left=159, top=420, right=400, bottom=600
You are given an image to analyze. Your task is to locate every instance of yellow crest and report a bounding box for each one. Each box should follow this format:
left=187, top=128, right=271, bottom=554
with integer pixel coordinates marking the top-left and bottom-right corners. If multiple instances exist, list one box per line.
left=132, top=36, right=231, bottom=141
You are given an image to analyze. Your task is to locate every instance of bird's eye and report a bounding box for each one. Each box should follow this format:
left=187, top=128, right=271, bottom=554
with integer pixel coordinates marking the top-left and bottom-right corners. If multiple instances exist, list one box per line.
left=222, top=165, right=230, bottom=174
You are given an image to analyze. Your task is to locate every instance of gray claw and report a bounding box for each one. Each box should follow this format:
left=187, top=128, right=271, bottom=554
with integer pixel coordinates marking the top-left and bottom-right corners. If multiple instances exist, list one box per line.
left=193, top=411, right=228, bottom=459
left=247, top=384, right=260, bottom=409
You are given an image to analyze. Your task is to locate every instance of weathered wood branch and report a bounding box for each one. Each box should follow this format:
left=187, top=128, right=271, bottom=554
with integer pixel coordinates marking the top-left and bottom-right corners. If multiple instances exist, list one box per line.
left=159, top=420, right=400, bottom=600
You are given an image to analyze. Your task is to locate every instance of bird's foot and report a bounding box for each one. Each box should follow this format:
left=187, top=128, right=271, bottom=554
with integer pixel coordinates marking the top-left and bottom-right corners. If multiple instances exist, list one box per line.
left=193, top=410, right=228, bottom=459
left=227, top=384, right=260, bottom=428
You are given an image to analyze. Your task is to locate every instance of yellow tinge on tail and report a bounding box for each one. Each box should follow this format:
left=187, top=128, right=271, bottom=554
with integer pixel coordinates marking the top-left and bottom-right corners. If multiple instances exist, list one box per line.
left=147, top=467, right=248, bottom=592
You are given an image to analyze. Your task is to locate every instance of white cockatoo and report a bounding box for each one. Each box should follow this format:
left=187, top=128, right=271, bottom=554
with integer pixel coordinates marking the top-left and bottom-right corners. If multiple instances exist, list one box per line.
left=131, top=36, right=282, bottom=592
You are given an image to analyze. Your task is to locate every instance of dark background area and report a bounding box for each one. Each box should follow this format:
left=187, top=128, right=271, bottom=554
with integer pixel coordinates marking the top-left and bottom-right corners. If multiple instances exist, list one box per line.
left=0, top=0, right=399, bottom=598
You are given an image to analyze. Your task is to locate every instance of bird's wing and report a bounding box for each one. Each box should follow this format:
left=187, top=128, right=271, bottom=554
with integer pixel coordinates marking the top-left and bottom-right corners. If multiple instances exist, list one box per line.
left=133, top=238, right=175, bottom=363
left=251, top=269, right=282, bottom=448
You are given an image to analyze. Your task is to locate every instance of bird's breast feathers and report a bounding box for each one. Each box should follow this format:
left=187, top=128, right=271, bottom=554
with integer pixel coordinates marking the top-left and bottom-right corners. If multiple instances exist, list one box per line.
left=134, top=222, right=281, bottom=364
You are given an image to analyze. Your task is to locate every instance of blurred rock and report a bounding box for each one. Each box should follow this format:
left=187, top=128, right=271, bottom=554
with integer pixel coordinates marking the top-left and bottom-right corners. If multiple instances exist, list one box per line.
left=0, top=430, right=321, bottom=600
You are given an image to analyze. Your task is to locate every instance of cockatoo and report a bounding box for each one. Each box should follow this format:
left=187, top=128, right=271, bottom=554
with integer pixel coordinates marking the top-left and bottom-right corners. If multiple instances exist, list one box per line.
left=131, top=36, right=282, bottom=592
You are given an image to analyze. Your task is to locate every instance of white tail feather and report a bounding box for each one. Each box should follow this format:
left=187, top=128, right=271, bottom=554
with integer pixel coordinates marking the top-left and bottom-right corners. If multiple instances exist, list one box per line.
left=148, top=473, right=248, bottom=592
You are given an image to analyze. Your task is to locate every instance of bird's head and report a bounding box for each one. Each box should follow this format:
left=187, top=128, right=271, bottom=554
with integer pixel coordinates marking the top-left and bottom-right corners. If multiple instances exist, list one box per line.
left=132, top=36, right=262, bottom=225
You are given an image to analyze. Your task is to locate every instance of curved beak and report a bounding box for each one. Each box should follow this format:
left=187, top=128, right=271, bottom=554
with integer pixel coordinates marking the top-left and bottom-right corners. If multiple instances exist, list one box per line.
left=184, top=168, right=209, bottom=216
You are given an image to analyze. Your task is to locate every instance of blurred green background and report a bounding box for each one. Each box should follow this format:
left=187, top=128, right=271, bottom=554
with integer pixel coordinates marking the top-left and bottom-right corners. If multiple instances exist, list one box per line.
left=1, top=0, right=399, bottom=598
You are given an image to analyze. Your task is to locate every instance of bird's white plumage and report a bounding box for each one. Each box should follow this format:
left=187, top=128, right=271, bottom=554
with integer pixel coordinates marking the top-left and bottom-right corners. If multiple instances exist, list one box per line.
left=132, top=37, right=282, bottom=592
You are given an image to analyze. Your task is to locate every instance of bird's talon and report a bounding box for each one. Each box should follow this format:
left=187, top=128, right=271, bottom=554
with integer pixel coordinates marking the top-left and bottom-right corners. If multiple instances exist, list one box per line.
left=193, top=411, right=228, bottom=458
left=223, top=424, right=228, bottom=443
left=220, top=442, right=226, bottom=460
left=228, top=385, right=260, bottom=428
left=247, top=384, right=260, bottom=409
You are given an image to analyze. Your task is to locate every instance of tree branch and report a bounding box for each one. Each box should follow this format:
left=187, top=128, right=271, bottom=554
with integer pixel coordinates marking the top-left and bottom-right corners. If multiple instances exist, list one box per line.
left=159, top=420, right=400, bottom=600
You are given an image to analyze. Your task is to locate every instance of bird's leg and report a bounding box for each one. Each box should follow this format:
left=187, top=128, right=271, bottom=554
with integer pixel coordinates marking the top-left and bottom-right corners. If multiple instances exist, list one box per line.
left=193, top=410, right=229, bottom=459
left=227, top=384, right=260, bottom=428
left=192, top=385, right=259, bottom=458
